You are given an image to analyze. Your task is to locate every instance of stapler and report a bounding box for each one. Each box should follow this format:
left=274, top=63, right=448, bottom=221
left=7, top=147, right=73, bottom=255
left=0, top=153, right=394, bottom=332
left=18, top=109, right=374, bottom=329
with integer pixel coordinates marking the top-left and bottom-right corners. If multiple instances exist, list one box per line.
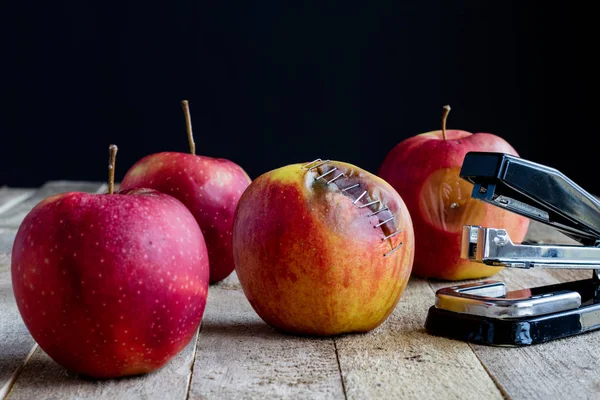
left=424, top=151, right=600, bottom=346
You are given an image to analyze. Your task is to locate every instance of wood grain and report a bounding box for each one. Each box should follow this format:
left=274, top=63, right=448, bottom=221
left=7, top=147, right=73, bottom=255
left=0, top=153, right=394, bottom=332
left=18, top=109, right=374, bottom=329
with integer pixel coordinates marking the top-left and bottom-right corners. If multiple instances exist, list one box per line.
left=0, top=189, right=35, bottom=253
left=188, top=273, right=345, bottom=400
left=2, top=183, right=600, bottom=399
left=525, top=220, right=581, bottom=246
left=0, top=254, right=37, bottom=400
left=0, top=188, right=34, bottom=216
left=6, top=331, right=199, bottom=400
left=335, top=278, right=503, bottom=400
left=464, top=268, right=600, bottom=400
left=0, top=229, right=17, bottom=256
left=428, top=219, right=600, bottom=399
left=0, top=181, right=107, bottom=229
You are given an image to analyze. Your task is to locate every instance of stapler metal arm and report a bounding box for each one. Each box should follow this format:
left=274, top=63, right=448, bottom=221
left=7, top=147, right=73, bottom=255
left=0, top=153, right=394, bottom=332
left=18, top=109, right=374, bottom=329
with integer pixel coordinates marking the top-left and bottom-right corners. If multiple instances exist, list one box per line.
left=461, top=225, right=600, bottom=269
left=460, top=151, right=600, bottom=246
left=424, top=151, right=600, bottom=346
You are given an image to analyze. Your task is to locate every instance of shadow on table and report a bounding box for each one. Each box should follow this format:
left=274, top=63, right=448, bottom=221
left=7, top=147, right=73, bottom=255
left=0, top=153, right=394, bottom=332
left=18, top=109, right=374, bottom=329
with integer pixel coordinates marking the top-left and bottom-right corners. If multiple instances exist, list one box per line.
left=199, top=319, right=343, bottom=343
left=6, top=344, right=195, bottom=399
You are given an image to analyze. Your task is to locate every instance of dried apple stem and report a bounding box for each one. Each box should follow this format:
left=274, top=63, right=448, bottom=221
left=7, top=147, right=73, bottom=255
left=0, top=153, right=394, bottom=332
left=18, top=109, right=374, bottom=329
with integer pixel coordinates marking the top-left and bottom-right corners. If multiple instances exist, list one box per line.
left=441, top=105, right=451, bottom=140
left=181, top=100, right=196, bottom=155
left=108, top=144, right=118, bottom=195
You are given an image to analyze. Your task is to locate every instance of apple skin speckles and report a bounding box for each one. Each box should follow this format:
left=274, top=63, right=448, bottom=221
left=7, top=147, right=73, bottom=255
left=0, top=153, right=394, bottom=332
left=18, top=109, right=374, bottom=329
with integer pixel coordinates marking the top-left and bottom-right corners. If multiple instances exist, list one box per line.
left=11, top=188, right=210, bottom=379
left=120, top=151, right=252, bottom=283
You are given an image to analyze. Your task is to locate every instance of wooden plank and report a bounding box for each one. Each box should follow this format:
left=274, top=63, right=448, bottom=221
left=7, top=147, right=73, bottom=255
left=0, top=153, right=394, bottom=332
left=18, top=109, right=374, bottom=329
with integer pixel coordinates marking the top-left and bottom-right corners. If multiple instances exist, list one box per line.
left=0, top=187, right=38, bottom=396
left=188, top=272, right=345, bottom=399
left=546, top=268, right=591, bottom=282
left=0, top=181, right=107, bottom=229
left=0, top=188, right=37, bottom=253
left=0, top=188, right=34, bottom=215
left=461, top=268, right=600, bottom=399
left=0, top=254, right=37, bottom=399
left=524, top=220, right=580, bottom=245
left=6, top=330, right=199, bottom=400
left=0, top=229, right=17, bottom=254
left=335, top=278, right=503, bottom=400
left=428, top=220, right=600, bottom=399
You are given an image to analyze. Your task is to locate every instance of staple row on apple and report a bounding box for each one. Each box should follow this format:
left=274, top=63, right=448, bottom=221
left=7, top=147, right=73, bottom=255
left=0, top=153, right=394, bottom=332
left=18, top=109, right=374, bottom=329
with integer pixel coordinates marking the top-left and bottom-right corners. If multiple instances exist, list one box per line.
left=304, top=158, right=404, bottom=257
left=11, top=103, right=526, bottom=379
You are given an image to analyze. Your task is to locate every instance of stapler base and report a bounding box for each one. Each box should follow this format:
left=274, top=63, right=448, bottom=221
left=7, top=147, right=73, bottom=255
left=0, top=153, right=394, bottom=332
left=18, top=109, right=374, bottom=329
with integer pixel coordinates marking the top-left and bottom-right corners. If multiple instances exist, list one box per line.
left=425, top=277, right=600, bottom=346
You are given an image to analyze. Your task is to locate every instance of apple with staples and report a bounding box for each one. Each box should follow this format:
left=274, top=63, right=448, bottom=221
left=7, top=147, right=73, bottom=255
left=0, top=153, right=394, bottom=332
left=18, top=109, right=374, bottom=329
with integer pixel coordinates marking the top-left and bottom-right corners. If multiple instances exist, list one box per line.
left=120, top=100, right=251, bottom=283
left=378, top=105, right=529, bottom=280
left=11, top=145, right=210, bottom=379
left=232, top=159, right=414, bottom=335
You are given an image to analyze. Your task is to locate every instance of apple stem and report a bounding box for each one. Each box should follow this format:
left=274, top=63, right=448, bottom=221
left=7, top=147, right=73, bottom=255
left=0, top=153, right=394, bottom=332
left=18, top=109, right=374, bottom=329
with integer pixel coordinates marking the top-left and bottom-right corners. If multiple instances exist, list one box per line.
left=108, top=144, right=118, bottom=195
left=181, top=100, right=196, bottom=155
left=441, top=105, right=451, bottom=140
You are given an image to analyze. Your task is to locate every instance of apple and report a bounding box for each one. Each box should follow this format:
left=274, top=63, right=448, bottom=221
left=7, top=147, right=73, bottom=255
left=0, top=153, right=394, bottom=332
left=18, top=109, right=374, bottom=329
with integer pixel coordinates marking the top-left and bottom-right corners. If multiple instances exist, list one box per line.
left=11, top=145, right=210, bottom=379
left=377, top=105, right=529, bottom=280
left=120, top=100, right=251, bottom=283
left=232, top=159, right=415, bottom=335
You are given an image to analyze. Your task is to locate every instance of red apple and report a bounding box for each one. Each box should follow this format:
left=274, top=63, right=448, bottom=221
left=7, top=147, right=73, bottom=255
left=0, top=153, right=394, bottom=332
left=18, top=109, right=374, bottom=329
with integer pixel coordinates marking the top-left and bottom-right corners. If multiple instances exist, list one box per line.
left=378, top=106, right=529, bottom=280
left=232, top=159, right=415, bottom=335
left=120, top=100, right=251, bottom=283
left=11, top=145, right=210, bottom=378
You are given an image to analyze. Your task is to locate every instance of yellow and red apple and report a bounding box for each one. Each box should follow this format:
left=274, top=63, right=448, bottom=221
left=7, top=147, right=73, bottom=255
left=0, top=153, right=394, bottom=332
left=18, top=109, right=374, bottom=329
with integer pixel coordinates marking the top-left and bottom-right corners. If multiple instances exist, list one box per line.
left=378, top=106, right=529, bottom=280
left=232, top=159, right=414, bottom=335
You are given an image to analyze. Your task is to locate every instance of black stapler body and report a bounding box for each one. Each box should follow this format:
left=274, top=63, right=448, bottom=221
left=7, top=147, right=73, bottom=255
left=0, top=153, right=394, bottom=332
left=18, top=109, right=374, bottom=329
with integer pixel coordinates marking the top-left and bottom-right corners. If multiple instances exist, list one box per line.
left=424, top=151, right=600, bottom=346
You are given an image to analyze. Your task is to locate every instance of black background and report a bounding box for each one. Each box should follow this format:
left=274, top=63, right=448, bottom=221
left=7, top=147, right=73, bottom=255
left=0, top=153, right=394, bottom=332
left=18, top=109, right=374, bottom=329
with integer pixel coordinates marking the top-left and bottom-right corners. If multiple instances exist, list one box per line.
left=1, top=2, right=597, bottom=193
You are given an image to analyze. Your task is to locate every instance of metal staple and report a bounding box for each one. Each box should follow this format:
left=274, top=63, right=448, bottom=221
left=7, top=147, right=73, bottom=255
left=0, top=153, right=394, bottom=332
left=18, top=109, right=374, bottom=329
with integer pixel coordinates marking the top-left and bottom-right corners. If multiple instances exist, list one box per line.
left=302, top=159, right=403, bottom=257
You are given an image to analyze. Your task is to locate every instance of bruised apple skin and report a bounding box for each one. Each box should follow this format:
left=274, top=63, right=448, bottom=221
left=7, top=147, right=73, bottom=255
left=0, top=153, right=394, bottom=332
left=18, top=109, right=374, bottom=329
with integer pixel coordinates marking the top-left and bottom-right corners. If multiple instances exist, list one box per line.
left=378, top=119, right=530, bottom=280
left=232, top=160, right=414, bottom=336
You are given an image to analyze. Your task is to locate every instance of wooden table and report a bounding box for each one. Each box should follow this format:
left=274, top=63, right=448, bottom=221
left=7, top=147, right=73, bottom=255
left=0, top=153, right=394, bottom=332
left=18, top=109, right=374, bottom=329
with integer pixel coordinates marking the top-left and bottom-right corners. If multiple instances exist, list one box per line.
left=1, top=181, right=599, bottom=400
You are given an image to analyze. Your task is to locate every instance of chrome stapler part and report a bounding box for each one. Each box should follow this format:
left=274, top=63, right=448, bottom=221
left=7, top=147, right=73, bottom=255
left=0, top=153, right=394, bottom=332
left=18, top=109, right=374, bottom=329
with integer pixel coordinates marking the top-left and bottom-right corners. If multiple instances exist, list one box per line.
left=460, top=152, right=600, bottom=244
left=425, top=151, right=600, bottom=346
left=461, top=225, right=600, bottom=269
left=435, top=280, right=581, bottom=319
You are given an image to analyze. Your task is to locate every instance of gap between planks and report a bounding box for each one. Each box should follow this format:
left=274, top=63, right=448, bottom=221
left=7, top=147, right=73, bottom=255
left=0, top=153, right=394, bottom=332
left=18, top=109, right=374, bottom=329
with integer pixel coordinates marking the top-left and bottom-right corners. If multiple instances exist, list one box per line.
left=7, top=331, right=200, bottom=400
left=0, top=188, right=36, bottom=400
left=332, top=338, right=348, bottom=400
left=4, top=186, right=597, bottom=399
left=1, top=180, right=503, bottom=400
left=465, top=345, right=511, bottom=400
left=185, top=323, right=201, bottom=400
left=188, top=270, right=503, bottom=399
left=0, top=250, right=38, bottom=400
left=333, top=277, right=503, bottom=400
left=426, top=221, right=600, bottom=400
left=187, top=273, right=345, bottom=400
left=0, top=344, right=38, bottom=399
